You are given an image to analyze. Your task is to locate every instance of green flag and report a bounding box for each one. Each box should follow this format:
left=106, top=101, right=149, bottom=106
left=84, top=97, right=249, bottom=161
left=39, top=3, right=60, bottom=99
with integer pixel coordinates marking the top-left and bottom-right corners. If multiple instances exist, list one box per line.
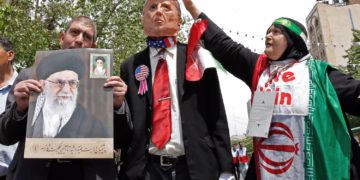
left=305, top=60, right=350, bottom=180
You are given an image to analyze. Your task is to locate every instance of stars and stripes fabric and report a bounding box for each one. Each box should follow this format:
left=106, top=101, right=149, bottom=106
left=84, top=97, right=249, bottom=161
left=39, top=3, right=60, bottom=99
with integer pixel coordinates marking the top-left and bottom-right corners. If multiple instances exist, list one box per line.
left=135, top=65, right=149, bottom=81
left=135, top=65, right=149, bottom=95
left=146, top=37, right=177, bottom=48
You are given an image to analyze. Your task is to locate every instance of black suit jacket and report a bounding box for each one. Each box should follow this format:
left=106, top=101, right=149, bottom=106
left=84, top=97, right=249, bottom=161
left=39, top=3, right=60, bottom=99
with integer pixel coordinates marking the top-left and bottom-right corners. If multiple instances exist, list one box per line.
left=119, top=43, right=233, bottom=180
left=0, top=67, right=118, bottom=180
left=27, top=103, right=109, bottom=138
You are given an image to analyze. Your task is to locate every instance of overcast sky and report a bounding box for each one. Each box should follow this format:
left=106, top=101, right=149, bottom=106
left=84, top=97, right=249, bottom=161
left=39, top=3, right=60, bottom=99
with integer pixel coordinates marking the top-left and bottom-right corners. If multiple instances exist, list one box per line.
left=181, top=0, right=317, bottom=53
left=179, top=0, right=318, bottom=136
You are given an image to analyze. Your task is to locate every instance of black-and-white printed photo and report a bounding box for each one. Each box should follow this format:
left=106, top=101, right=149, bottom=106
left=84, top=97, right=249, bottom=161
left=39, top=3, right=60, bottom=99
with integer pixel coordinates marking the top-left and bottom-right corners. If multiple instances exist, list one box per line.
left=90, top=53, right=111, bottom=78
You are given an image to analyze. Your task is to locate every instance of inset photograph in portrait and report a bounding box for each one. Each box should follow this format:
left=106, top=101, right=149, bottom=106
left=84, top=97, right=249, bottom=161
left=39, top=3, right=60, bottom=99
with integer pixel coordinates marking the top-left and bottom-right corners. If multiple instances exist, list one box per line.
left=90, top=53, right=110, bottom=78
left=24, top=48, right=114, bottom=159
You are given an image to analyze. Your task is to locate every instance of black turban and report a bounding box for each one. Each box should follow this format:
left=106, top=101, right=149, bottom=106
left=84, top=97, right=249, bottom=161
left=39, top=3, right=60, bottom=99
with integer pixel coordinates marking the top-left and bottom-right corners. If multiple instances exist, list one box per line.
left=36, top=51, right=85, bottom=80
left=94, top=56, right=106, bottom=63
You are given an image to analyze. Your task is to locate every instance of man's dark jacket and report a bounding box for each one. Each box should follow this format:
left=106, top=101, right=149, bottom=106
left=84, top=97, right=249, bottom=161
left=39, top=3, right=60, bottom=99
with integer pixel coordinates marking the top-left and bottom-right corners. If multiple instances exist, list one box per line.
left=118, top=43, right=233, bottom=180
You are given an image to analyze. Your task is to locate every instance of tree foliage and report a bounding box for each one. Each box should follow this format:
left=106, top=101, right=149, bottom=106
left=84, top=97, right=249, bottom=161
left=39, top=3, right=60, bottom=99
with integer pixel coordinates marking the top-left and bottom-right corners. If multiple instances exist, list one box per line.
left=344, top=29, right=360, bottom=128
left=0, top=0, right=146, bottom=75
left=231, top=137, right=253, bottom=157
left=345, top=29, right=360, bottom=80
left=0, top=0, right=193, bottom=75
left=1, top=0, right=57, bottom=69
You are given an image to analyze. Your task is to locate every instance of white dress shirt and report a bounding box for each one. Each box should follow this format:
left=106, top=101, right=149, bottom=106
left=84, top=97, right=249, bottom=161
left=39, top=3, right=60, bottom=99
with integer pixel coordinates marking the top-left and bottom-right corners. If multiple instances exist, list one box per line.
left=148, top=46, right=185, bottom=156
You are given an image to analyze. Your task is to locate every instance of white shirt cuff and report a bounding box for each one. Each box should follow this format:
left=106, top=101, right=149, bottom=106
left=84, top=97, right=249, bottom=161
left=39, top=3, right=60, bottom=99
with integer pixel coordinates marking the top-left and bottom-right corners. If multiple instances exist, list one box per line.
left=219, top=172, right=235, bottom=180
left=114, top=102, right=126, bottom=115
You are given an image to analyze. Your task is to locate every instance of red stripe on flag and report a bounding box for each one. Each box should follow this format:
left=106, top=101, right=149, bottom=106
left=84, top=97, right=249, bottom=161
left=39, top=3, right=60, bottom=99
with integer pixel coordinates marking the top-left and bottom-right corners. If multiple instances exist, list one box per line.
left=164, top=38, right=171, bottom=47
left=186, top=19, right=209, bottom=81
left=170, top=37, right=176, bottom=46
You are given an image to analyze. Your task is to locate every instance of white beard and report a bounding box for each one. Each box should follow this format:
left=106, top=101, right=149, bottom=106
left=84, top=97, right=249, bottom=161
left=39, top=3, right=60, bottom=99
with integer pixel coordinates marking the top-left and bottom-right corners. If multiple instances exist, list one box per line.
left=94, top=66, right=106, bottom=75
left=44, top=90, right=77, bottom=118
left=39, top=87, right=78, bottom=137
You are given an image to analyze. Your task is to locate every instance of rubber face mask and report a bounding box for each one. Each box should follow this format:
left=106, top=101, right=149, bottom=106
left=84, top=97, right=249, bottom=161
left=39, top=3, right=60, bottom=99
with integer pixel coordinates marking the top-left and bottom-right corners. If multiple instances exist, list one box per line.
left=142, top=0, right=182, bottom=37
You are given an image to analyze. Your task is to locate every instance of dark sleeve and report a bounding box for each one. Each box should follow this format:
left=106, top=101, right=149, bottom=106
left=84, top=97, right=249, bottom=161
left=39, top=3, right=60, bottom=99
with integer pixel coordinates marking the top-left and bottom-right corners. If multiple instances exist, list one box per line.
left=204, top=70, right=233, bottom=173
left=0, top=68, right=31, bottom=145
left=113, top=60, right=133, bottom=149
left=327, top=66, right=360, bottom=116
left=199, top=13, right=260, bottom=87
left=114, top=100, right=133, bottom=149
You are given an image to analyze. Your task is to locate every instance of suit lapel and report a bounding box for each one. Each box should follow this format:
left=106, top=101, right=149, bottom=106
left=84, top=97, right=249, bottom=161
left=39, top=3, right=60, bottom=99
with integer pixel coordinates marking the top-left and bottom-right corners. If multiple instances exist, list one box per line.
left=135, top=44, right=185, bottom=108
left=176, top=43, right=186, bottom=100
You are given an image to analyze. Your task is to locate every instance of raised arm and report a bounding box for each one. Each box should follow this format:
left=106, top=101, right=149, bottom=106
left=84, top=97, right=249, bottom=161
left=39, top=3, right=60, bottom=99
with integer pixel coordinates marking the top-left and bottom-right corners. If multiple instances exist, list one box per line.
left=183, top=0, right=201, bottom=19
left=183, top=0, right=259, bottom=87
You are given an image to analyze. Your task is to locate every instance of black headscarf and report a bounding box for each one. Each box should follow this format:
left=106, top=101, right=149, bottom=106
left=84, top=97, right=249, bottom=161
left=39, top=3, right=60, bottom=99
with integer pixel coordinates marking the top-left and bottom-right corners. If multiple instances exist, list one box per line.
left=270, top=17, right=309, bottom=61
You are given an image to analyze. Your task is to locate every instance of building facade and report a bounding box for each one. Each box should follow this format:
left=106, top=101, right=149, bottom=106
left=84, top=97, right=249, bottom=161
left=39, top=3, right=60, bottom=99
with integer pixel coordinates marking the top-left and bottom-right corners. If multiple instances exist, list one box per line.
left=306, top=2, right=360, bottom=66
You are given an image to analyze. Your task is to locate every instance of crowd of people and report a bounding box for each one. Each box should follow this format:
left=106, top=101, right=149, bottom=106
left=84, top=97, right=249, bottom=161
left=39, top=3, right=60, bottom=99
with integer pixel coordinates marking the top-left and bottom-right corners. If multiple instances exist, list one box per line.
left=0, top=0, right=359, bottom=180
left=231, top=143, right=248, bottom=180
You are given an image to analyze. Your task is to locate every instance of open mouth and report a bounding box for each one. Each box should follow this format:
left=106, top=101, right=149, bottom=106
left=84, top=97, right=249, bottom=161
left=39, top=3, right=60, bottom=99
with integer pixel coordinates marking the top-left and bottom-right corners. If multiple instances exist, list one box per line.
left=154, top=17, right=164, bottom=23
left=265, top=42, right=272, bottom=48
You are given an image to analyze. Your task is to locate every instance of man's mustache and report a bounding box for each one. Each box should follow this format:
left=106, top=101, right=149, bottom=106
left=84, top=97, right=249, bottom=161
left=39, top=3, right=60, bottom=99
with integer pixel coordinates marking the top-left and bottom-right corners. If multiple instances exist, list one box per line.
left=53, top=92, right=76, bottom=105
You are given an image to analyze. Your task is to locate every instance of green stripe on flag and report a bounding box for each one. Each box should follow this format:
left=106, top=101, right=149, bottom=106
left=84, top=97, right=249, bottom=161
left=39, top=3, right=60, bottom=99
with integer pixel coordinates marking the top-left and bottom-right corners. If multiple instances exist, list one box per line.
left=306, top=60, right=350, bottom=180
left=273, top=18, right=303, bottom=36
